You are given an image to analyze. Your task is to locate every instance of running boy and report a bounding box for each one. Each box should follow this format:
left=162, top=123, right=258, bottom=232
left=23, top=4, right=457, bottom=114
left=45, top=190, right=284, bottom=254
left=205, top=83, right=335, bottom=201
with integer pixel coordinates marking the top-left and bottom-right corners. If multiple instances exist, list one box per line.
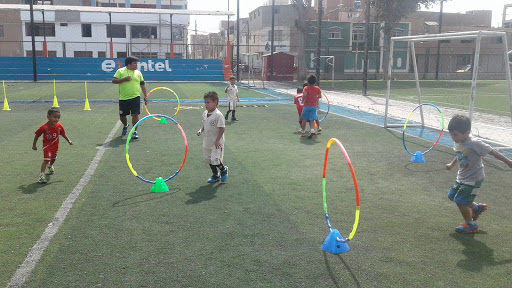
left=224, top=76, right=239, bottom=121
left=294, top=86, right=305, bottom=131
left=300, top=75, right=322, bottom=138
left=197, top=91, right=229, bottom=183
left=445, top=114, right=512, bottom=233
left=32, top=108, right=73, bottom=184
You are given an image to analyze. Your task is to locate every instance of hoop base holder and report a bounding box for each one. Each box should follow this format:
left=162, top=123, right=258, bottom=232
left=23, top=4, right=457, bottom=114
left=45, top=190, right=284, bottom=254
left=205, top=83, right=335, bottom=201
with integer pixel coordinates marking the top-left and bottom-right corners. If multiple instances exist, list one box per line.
left=411, top=151, right=425, bottom=163
left=150, top=177, right=169, bottom=193
left=321, top=229, right=350, bottom=254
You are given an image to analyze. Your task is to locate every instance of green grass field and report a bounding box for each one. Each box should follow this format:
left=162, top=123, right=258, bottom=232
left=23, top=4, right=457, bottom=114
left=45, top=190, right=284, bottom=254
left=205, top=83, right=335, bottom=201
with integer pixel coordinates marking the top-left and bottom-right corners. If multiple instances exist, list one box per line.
left=2, top=82, right=512, bottom=287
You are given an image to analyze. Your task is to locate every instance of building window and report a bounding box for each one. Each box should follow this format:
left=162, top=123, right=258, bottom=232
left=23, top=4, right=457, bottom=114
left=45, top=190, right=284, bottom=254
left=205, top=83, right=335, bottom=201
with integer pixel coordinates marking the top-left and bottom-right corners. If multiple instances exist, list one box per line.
left=107, top=24, right=126, bottom=38
left=117, top=52, right=127, bottom=58
left=439, top=40, right=450, bottom=43
left=0, top=25, right=4, bottom=37
left=460, top=39, right=474, bottom=44
left=131, top=26, right=158, bottom=39
left=98, top=51, right=106, bottom=58
left=25, top=23, right=55, bottom=37
left=74, top=51, right=93, bottom=58
left=352, top=24, right=365, bottom=43
left=26, top=50, right=57, bottom=57
left=82, top=24, right=92, bottom=37
left=328, top=27, right=342, bottom=39
left=491, top=37, right=503, bottom=44
left=308, top=26, right=317, bottom=34
left=132, top=52, right=158, bottom=58
left=393, top=28, right=404, bottom=37
left=268, top=30, right=283, bottom=41
left=274, top=7, right=280, bottom=14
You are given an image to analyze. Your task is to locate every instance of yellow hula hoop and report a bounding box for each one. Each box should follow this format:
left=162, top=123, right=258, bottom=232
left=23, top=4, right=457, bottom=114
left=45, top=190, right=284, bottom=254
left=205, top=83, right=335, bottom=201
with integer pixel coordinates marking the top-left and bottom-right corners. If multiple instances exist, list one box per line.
left=144, top=87, right=180, bottom=120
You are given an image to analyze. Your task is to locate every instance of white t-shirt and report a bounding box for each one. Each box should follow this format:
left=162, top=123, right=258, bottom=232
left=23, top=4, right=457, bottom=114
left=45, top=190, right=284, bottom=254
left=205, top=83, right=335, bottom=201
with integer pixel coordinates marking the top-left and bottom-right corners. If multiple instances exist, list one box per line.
left=454, top=136, right=493, bottom=184
left=226, top=84, right=238, bottom=101
left=202, top=108, right=225, bottom=149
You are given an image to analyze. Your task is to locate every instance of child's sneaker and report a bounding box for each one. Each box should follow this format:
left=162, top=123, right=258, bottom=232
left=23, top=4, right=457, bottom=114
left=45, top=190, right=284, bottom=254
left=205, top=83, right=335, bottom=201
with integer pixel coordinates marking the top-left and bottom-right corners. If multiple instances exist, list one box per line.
left=231, top=117, right=238, bottom=121
left=122, top=125, right=129, bottom=136
left=131, top=131, right=139, bottom=139
left=301, top=131, right=306, bottom=137
left=472, top=203, right=487, bottom=221
left=308, top=131, right=316, bottom=139
left=318, top=126, right=322, bottom=132
left=207, top=173, right=220, bottom=183
left=38, top=174, right=47, bottom=184
left=46, top=165, right=55, bottom=175
left=220, top=166, right=229, bottom=182
left=455, top=223, right=479, bottom=233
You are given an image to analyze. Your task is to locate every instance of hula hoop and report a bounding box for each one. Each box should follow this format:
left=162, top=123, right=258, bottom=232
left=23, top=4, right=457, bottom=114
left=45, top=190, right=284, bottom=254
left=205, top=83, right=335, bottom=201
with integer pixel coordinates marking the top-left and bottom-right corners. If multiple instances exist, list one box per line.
left=322, top=138, right=360, bottom=243
left=319, top=93, right=330, bottom=122
left=402, top=103, right=444, bottom=156
left=144, top=87, right=181, bottom=120
left=125, top=114, right=188, bottom=184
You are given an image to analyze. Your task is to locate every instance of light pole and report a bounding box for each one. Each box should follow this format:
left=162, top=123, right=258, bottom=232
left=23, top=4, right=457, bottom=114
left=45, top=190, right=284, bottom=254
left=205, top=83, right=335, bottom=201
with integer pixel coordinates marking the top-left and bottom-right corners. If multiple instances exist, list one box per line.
left=316, top=0, right=323, bottom=86
left=435, top=0, right=444, bottom=80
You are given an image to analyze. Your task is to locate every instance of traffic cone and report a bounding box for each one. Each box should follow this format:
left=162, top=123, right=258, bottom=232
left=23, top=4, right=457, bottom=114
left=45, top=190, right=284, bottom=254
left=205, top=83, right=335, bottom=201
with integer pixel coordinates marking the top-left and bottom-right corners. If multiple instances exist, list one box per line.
left=52, top=95, right=60, bottom=108
left=159, top=117, right=167, bottom=124
left=150, top=177, right=169, bottom=193
left=84, top=81, right=91, bottom=110
left=321, top=229, right=350, bottom=254
left=411, top=151, right=425, bottom=163
left=2, top=80, right=10, bottom=111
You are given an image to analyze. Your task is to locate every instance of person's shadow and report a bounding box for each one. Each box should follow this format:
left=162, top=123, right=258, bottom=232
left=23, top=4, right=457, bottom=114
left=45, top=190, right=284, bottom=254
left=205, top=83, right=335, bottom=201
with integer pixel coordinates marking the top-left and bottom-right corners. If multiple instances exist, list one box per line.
left=450, top=232, right=512, bottom=271
left=18, top=178, right=62, bottom=194
left=185, top=183, right=221, bottom=204
left=322, top=251, right=361, bottom=288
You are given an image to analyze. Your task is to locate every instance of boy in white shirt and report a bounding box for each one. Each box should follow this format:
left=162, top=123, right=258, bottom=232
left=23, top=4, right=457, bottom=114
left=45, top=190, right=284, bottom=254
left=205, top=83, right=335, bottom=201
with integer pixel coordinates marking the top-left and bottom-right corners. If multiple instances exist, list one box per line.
left=224, top=76, right=239, bottom=121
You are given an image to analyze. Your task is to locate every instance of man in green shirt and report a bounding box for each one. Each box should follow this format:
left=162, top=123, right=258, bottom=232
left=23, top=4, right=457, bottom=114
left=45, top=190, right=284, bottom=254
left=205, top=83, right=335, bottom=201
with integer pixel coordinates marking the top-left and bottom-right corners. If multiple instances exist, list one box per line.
left=112, top=56, right=148, bottom=139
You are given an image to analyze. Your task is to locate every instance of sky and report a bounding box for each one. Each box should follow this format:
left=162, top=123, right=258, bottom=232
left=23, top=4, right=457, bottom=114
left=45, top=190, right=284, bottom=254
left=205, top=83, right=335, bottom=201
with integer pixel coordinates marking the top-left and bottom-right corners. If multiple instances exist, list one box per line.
left=186, top=0, right=511, bottom=34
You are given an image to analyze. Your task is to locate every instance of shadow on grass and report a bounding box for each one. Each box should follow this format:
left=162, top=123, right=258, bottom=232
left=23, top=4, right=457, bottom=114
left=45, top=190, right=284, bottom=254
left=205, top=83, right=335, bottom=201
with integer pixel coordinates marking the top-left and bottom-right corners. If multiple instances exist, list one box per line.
left=106, top=135, right=128, bottom=149
left=185, top=183, right=221, bottom=204
left=18, top=177, right=62, bottom=194
left=300, top=135, right=322, bottom=145
left=450, top=232, right=512, bottom=272
left=405, top=160, right=447, bottom=172
left=112, top=189, right=178, bottom=207
left=322, top=251, right=361, bottom=288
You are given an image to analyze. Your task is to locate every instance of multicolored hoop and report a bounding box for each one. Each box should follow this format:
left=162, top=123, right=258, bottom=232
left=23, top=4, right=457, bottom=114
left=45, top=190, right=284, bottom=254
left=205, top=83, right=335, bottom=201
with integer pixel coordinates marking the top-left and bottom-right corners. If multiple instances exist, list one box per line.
left=319, top=93, right=330, bottom=122
left=144, top=87, right=181, bottom=120
left=402, top=103, right=444, bottom=156
left=322, top=138, right=360, bottom=243
left=125, top=114, right=188, bottom=184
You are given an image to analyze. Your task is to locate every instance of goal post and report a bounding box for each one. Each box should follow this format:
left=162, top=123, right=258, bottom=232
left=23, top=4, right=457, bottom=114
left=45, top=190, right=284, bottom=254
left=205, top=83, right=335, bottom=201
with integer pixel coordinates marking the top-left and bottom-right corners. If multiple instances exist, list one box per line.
left=384, top=30, right=512, bottom=128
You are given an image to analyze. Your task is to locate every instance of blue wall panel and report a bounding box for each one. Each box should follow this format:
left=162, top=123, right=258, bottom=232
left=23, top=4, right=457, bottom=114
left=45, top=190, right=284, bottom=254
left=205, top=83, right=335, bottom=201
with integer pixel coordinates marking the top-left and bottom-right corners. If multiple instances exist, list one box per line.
left=0, top=57, right=225, bottom=81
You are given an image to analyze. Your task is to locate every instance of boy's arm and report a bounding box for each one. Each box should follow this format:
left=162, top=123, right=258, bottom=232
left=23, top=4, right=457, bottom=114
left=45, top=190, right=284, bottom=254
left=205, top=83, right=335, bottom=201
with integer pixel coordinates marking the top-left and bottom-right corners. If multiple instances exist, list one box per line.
left=215, top=127, right=225, bottom=149
left=112, top=76, right=130, bottom=84
left=62, top=134, right=73, bottom=145
left=197, top=125, right=204, bottom=136
left=489, top=150, right=512, bottom=168
left=141, top=83, right=148, bottom=105
left=225, top=85, right=229, bottom=93
left=446, top=157, right=457, bottom=170
left=32, top=134, right=40, bottom=150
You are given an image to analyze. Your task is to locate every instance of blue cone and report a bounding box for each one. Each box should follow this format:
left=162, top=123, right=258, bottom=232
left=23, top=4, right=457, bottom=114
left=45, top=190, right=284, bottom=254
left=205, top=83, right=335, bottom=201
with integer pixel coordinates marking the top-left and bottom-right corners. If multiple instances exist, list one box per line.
left=411, top=151, right=425, bottom=163
left=321, top=229, right=350, bottom=254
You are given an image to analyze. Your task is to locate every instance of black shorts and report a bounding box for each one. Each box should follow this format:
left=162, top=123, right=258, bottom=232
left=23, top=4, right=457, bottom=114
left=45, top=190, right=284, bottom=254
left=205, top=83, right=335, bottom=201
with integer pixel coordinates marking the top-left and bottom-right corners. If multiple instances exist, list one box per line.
left=119, top=96, right=141, bottom=117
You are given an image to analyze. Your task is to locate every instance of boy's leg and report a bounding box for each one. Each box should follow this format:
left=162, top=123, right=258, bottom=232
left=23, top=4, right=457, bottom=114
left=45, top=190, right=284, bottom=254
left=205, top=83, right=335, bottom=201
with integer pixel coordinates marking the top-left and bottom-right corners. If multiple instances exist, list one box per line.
left=207, top=164, right=220, bottom=183
left=232, top=110, right=237, bottom=121
left=225, top=110, right=231, bottom=120
left=453, top=185, right=479, bottom=233
left=46, top=158, right=56, bottom=174
left=40, top=160, right=49, bottom=174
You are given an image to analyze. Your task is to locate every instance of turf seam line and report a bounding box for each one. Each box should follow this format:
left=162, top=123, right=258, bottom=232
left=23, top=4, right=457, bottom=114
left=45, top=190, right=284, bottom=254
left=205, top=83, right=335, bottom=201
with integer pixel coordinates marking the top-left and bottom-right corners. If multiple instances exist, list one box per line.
left=7, top=121, right=122, bottom=288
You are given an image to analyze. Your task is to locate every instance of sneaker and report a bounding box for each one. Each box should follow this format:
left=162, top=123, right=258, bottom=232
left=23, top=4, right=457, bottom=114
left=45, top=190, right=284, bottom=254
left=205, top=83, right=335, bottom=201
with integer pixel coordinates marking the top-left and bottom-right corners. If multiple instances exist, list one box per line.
left=308, top=131, right=316, bottom=139
left=455, top=223, right=479, bottom=233
left=122, top=125, right=129, bottom=136
left=207, top=173, right=220, bottom=183
left=318, top=126, right=322, bottom=132
left=131, top=131, right=139, bottom=139
left=46, top=165, right=55, bottom=175
left=38, top=174, right=47, bottom=184
left=220, top=166, right=229, bottom=182
left=231, top=117, right=238, bottom=121
left=472, top=203, right=487, bottom=221
left=301, top=132, right=306, bottom=137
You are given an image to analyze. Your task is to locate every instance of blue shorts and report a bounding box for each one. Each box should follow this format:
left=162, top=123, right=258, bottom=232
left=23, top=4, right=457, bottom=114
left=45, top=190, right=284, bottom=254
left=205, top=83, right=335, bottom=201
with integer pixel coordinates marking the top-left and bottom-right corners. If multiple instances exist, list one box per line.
left=300, top=106, right=318, bottom=121
left=447, top=180, right=483, bottom=206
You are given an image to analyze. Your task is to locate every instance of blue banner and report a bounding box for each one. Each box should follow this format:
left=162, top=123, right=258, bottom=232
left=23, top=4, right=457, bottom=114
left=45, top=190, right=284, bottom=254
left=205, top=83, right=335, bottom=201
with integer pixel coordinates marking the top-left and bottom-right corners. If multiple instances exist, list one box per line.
left=0, top=57, right=225, bottom=81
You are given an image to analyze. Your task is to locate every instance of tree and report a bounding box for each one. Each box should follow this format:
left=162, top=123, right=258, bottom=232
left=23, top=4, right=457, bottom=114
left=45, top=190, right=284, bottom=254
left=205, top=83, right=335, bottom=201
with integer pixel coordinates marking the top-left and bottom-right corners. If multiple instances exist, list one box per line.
left=291, top=0, right=313, bottom=82
left=371, top=0, right=443, bottom=79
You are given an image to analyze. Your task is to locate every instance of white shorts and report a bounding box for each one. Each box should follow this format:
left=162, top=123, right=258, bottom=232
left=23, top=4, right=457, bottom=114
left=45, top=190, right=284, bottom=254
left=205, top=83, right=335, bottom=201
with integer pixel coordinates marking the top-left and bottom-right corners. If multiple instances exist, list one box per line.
left=228, top=98, right=237, bottom=110
left=203, top=147, right=224, bottom=165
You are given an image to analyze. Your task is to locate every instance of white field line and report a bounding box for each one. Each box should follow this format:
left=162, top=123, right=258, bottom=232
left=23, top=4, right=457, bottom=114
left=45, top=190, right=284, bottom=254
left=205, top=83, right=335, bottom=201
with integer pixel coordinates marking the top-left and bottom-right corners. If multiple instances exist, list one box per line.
left=7, top=121, right=121, bottom=288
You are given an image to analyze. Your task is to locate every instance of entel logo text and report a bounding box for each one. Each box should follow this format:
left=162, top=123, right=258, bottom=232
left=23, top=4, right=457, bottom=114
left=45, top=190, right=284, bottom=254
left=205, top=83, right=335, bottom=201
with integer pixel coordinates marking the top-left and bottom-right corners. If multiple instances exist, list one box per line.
left=102, top=60, right=173, bottom=72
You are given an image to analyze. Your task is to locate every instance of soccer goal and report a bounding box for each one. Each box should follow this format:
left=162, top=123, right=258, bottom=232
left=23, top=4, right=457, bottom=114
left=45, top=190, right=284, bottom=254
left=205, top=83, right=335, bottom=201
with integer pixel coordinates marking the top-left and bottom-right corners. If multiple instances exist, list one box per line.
left=384, top=30, right=512, bottom=128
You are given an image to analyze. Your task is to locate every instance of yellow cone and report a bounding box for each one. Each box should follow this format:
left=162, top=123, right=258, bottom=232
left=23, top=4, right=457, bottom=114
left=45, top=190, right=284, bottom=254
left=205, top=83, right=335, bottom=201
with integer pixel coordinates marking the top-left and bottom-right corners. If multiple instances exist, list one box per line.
left=2, top=98, right=10, bottom=111
left=52, top=95, right=60, bottom=108
left=84, top=98, right=91, bottom=111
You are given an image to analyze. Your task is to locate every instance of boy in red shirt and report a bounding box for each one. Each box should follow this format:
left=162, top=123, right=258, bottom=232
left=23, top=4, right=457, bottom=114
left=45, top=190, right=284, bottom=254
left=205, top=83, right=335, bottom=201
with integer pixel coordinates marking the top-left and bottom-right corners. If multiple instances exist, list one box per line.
left=294, top=85, right=305, bottom=131
left=32, top=108, right=73, bottom=183
left=300, top=75, right=322, bottom=138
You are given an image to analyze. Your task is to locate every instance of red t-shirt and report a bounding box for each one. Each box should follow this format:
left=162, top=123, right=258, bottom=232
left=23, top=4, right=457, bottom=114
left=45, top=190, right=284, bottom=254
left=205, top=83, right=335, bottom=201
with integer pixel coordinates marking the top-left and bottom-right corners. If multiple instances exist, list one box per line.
left=303, top=85, right=322, bottom=107
left=35, top=122, right=66, bottom=151
left=294, top=93, right=304, bottom=116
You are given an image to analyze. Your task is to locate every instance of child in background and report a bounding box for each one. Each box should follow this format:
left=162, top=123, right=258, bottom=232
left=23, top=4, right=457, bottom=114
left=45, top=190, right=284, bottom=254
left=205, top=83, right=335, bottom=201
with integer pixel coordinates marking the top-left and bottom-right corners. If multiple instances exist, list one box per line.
left=445, top=114, right=512, bottom=233
left=224, top=76, right=239, bottom=121
left=300, top=75, right=322, bottom=138
left=294, top=86, right=305, bottom=131
left=197, top=91, right=229, bottom=183
left=32, top=108, right=73, bottom=184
